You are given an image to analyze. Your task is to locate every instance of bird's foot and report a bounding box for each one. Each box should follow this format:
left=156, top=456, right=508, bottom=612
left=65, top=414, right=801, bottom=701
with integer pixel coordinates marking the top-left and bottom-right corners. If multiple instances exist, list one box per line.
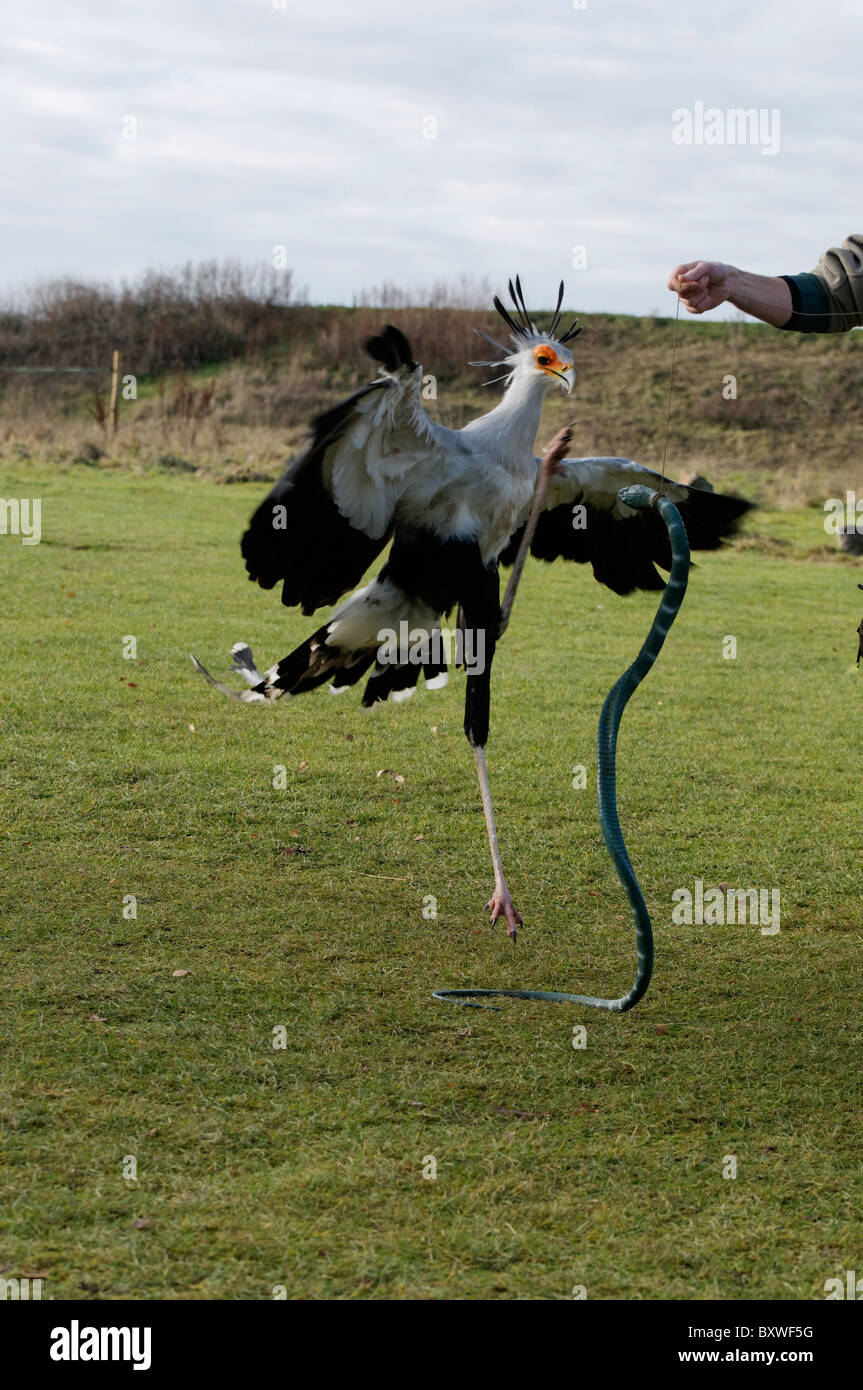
left=540, top=423, right=575, bottom=478
left=486, top=888, right=522, bottom=942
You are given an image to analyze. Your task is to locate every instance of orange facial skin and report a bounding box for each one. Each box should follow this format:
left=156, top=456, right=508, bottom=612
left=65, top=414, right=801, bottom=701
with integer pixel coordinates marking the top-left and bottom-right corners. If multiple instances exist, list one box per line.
left=533, top=344, right=569, bottom=377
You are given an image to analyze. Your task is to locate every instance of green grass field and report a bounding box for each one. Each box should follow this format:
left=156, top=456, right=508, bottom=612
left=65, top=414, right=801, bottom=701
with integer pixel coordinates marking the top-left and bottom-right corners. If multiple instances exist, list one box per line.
left=2, top=462, right=861, bottom=1300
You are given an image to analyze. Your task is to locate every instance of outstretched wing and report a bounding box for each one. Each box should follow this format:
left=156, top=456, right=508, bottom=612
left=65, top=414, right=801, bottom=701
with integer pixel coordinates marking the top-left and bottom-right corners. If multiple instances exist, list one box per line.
left=241, top=326, right=448, bottom=615
left=501, top=456, right=752, bottom=595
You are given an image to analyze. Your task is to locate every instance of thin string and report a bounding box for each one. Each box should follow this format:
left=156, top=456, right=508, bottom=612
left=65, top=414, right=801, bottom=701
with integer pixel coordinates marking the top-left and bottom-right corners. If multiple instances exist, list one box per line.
left=658, top=288, right=861, bottom=480
left=660, top=296, right=681, bottom=485
left=736, top=303, right=861, bottom=322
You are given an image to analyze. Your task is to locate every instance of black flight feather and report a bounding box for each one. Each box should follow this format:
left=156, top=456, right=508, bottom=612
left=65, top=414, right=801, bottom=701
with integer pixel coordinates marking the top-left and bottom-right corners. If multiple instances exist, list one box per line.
left=492, top=294, right=524, bottom=337
left=548, top=280, right=565, bottom=336
left=365, top=324, right=415, bottom=372
left=514, top=275, right=534, bottom=332
left=559, top=319, right=583, bottom=344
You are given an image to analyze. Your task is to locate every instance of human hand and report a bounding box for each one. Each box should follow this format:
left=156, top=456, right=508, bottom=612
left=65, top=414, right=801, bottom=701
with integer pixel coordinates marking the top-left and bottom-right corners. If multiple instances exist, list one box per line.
left=667, top=260, right=733, bottom=314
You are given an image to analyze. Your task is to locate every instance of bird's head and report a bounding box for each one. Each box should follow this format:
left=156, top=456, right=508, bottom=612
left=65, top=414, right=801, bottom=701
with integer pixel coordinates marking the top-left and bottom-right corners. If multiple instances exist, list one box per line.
left=470, top=276, right=580, bottom=394
left=520, top=337, right=575, bottom=393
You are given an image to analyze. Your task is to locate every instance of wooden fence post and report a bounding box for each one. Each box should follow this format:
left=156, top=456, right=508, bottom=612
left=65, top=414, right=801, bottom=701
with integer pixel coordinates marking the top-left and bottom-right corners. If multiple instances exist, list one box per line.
left=109, top=349, right=120, bottom=435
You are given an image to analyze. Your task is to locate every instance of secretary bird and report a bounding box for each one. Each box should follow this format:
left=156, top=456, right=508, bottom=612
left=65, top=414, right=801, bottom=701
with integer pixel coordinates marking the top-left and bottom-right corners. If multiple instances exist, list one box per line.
left=193, top=278, right=751, bottom=940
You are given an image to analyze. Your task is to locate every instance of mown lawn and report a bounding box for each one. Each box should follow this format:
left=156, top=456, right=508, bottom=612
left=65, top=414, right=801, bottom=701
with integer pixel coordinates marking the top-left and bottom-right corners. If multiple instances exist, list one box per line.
left=1, top=463, right=861, bottom=1301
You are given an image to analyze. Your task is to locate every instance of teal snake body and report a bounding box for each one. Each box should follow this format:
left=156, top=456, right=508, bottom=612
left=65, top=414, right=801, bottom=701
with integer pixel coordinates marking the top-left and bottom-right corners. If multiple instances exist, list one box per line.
left=433, top=485, right=691, bottom=1013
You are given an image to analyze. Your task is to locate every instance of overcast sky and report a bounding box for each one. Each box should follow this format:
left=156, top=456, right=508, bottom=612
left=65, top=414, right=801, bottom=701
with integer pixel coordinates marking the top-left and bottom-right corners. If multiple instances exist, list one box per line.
left=2, top=0, right=861, bottom=316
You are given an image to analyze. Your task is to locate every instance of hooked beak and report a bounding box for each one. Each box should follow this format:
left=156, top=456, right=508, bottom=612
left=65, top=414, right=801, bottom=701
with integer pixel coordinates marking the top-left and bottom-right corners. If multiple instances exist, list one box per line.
left=548, top=364, right=575, bottom=394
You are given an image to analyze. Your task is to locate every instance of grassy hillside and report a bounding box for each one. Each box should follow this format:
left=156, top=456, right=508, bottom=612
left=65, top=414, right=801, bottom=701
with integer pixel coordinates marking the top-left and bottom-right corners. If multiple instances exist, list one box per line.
left=2, top=305, right=862, bottom=507
left=1, top=462, right=862, bottom=1299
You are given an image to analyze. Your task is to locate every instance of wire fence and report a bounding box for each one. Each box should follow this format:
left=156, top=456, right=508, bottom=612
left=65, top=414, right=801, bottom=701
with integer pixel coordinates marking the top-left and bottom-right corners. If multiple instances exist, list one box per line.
left=0, top=351, right=122, bottom=431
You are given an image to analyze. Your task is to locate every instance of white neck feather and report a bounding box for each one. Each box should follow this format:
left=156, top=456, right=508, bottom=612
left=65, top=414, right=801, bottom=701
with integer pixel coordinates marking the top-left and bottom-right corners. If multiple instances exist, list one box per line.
left=464, top=367, right=550, bottom=468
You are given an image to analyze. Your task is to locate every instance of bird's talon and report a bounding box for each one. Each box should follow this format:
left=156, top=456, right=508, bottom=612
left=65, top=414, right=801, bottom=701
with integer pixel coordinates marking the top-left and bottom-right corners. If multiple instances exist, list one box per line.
left=542, top=423, right=574, bottom=473
left=485, top=889, right=522, bottom=940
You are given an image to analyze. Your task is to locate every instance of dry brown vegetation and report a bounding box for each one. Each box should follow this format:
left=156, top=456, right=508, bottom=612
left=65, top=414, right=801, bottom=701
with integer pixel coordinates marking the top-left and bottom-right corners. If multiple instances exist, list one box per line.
left=0, top=259, right=298, bottom=374
left=1, top=263, right=861, bottom=505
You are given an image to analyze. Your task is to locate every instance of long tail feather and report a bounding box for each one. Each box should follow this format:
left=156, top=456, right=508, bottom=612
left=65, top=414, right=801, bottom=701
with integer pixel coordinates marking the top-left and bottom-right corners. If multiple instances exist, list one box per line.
left=230, top=642, right=266, bottom=687
left=189, top=655, right=267, bottom=703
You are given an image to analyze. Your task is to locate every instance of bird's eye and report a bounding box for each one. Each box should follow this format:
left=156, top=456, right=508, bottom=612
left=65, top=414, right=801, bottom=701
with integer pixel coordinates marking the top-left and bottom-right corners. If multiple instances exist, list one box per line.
left=536, top=353, right=551, bottom=366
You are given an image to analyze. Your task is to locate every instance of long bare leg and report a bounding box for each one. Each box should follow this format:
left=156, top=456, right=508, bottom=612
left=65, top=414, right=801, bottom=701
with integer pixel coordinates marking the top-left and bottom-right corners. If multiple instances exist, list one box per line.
left=473, top=744, right=522, bottom=941
left=472, top=426, right=572, bottom=939
left=499, top=422, right=574, bottom=636
left=459, top=543, right=523, bottom=940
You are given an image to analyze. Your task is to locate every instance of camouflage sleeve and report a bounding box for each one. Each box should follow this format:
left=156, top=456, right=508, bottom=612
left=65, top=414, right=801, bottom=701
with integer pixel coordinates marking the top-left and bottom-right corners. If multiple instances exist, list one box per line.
left=778, top=233, right=861, bottom=333
left=780, top=234, right=863, bottom=334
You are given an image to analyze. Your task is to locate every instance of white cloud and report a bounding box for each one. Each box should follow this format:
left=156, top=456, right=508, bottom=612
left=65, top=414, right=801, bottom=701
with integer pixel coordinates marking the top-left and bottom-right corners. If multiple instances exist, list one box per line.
left=0, top=0, right=861, bottom=316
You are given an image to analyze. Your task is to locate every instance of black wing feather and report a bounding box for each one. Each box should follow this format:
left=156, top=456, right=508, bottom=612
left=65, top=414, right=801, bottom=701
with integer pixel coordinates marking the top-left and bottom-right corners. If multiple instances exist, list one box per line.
left=365, top=324, right=415, bottom=373
left=241, top=381, right=392, bottom=615
left=241, top=328, right=420, bottom=616
left=501, top=486, right=752, bottom=597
